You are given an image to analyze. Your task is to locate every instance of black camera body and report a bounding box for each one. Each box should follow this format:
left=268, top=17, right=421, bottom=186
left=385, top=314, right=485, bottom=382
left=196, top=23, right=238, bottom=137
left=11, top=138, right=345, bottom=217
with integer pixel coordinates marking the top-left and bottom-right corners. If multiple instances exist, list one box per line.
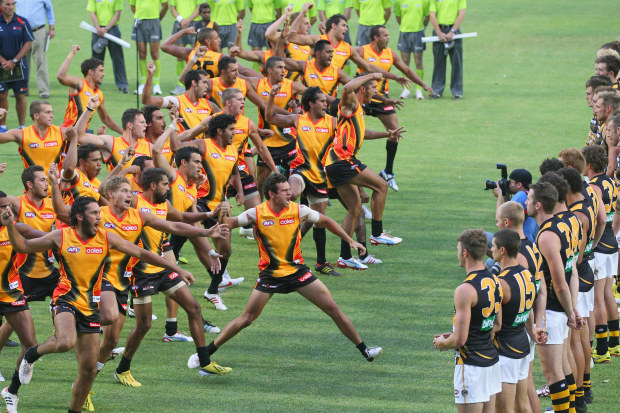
left=485, top=163, right=509, bottom=196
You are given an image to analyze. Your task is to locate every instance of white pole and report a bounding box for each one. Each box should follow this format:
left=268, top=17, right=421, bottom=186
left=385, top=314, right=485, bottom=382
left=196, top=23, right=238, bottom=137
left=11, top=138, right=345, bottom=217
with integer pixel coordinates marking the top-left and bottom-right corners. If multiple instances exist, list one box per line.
left=422, top=32, right=478, bottom=43
left=79, top=21, right=131, bottom=49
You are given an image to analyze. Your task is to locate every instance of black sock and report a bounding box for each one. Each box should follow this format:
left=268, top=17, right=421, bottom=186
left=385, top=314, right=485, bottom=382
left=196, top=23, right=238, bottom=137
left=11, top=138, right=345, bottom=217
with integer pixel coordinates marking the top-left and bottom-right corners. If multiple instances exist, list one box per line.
left=595, top=324, right=608, bottom=354
left=116, top=355, right=131, bottom=374
left=165, top=320, right=177, bottom=336
left=313, top=227, right=326, bottom=265
left=207, top=258, right=228, bottom=295
left=589, top=340, right=593, bottom=348
left=206, top=341, right=218, bottom=356
left=549, top=379, right=570, bottom=413
left=356, top=341, right=368, bottom=357
left=69, top=410, right=81, bottom=413
left=197, top=346, right=211, bottom=368
left=24, top=346, right=40, bottom=363
left=358, top=242, right=368, bottom=260
left=575, top=386, right=585, bottom=405
left=340, top=239, right=352, bottom=260
left=608, top=319, right=619, bottom=347
left=583, top=372, right=591, bottom=390
left=565, top=373, right=576, bottom=410
left=7, top=370, right=20, bottom=395
left=371, top=220, right=382, bottom=238
left=384, top=140, right=398, bottom=175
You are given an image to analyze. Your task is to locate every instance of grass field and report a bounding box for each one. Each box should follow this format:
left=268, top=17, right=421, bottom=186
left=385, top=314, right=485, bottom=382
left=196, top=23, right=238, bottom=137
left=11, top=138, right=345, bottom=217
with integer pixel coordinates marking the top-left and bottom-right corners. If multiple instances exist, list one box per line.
left=0, top=0, right=619, bottom=411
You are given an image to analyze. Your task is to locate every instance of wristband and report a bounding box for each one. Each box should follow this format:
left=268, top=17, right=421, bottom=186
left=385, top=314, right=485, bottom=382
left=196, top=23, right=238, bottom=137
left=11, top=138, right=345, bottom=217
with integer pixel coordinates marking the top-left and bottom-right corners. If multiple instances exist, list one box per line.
left=450, top=28, right=456, bottom=34
left=190, top=55, right=198, bottom=63
left=208, top=249, right=219, bottom=257
left=177, top=15, right=184, bottom=23
left=86, top=106, right=95, bottom=111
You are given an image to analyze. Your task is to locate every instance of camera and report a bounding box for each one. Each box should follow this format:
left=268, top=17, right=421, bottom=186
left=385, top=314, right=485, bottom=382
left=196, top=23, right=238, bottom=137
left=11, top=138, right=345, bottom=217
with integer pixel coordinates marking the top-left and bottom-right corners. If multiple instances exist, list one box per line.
left=485, top=163, right=509, bottom=196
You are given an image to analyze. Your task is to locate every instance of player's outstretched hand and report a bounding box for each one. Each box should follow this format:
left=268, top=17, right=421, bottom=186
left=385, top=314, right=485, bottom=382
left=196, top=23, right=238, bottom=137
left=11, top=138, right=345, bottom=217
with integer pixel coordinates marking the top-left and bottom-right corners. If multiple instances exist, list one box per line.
left=196, top=46, right=207, bottom=59
left=235, top=193, right=244, bottom=207
left=385, top=98, right=404, bottom=110
left=0, top=205, right=14, bottom=226
left=121, top=146, right=136, bottom=165
left=97, top=125, right=107, bottom=135
left=350, top=240, right=366, bottom=256
left=0, top=108, right=7, bottom=120
left=270, top=83, right=282, bottom=96
left=0, top=162, right=7, bottom=177
left=533, top=327, right=548, bottom=345
left=387, top=126, right=406, bottom=142
left=395, top=76, right=412, bottom=88
left=48, top=163, right=59, bottom=183
left=423, top=85, right=433, bottom=95
left=178, top=269, right=195, bottom=286
left=208, top=249, right=222, bottom=273
left=70, top=44, right=80, bottom=55
left=236, top=19, right=243, bottom=33
left=147, top=61, right=156, bottom=76
left=88, top=94, right=100, bottom=109
left=229, top=46, right=241, bottom=59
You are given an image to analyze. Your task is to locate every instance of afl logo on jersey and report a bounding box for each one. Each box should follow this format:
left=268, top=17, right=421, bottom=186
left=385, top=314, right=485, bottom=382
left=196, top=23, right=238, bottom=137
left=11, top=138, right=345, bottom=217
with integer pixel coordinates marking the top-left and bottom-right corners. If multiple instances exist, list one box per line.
left=119, top=149, right=126, bottom=155
left=29, top=143, right=39, bottom=148
left=184, top=108, right=193, bottom=113
left=368, top=57, right=377, bottom=62
left=24, top=212, right=36, bottom=218
left=86, top=248, right=103, bottom=254
left=103, top=222, right=116, bottom=229
left=140, top=207, right=152, bottom=213
left=301, top=126, right=312, bottom=131
left=83, top=181, right=92, bottom=188
left=309, top=74, right=319, bottom=79
left=41, top=213, right=54, bottom=219
left=279, top=218, right=295, bottom=225
left=44, top=141, right=58, bottom=148
left=67, top=247, right=80, bottom=254
left=211, top=153, right=221, bottom=159
left=261, top=91, right=270, bottom=97
left=316, top=127, right=329, bottom=133
left=262, top=220, right=274, bottom=227
left=178, top=184, right=186, bottom=193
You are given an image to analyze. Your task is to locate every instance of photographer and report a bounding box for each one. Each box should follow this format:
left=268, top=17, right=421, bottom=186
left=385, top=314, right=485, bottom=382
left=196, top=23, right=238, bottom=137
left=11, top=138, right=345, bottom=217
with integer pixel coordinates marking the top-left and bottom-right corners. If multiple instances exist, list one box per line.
left=493, top=168, right=539, bottom=242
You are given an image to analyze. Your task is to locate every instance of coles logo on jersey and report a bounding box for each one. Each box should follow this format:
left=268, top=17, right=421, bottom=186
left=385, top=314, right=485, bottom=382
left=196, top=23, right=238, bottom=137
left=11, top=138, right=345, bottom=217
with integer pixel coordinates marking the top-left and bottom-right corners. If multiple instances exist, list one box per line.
left=86, top=247, right=103, bottom=254
left=169, top=272, right=179, bottom=280
left=309, top=74, right=319, bottom=79
left=211, top=153, right=221, bottom=159
left=187, top=193, right=195, bottom=201
left=197, top=109, right=210, bottom=114
left=11, top=300, right=26, bottom=306
left=41, top=213, right=54, bottom=219
left=161, top=148, right=170, bottom=153
left=335, top=50, right=347, bottom=56
left=0, top=241, right=10, bottom=247
left=380, top=58, right=391, bottom=64
left=279, top=218, right=295, bottom=225
left=44, top=141, right=58, bottom=148
left=224, top=155, right=236, bottom=162
left=298, top=272, right=312, bottom=282
left=156, top=209, right=166, bottom=216
left=122, top=225, right=138, bottom=231
left=368, top=57, right=377, bottom=62
left=104, top=222, right=116, bottom=229
left=184, top=108, right=193, bottom=113
left=29, top=143, right=39, bottom=148
left=67, top=247, right=80, bottom=254
left=178, top=184, right=186, bottom=193
left=275, top=92, right=287, bottom=98
left=301, top=126, right=312, bottom=131
left=234, top=128, right=244, bottom=134
left=24, top=211, right=36, bottom=218
left=322, top=76, right=334, bottom=81
left=316, top=127, right=329, bottom=133
left=262, top=220, right=274, bottom=227
left=140, top=207, right=152, bottom=213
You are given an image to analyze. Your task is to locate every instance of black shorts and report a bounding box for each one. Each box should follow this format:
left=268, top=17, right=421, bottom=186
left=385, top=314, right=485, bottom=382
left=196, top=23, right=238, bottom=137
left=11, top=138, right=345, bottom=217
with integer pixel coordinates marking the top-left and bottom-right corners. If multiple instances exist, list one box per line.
left=131, top=268, right=185, bottom=298
left=196, top=198, right=218, bottom=229
left=226, top=169, right=259, bottom=198
left=254, top=266, right=317, bottom=294
left=258, top=141, right=297, bottom=169
left=101, top=280, right=129, bottom=316
left=162, top=235, right=172, bottom=253
left=362, top=100, right=397, bottom=117
left=52, top=301, right=100, bottom=333
left=290, top=170, right=328, bottom=202
left=0, top=78, right=28, bottom=95
left=20, top=269, right=60, bottom=301
left=325, top=158, right=367, bottom=187
left=0, top=296, right=29, bottom=315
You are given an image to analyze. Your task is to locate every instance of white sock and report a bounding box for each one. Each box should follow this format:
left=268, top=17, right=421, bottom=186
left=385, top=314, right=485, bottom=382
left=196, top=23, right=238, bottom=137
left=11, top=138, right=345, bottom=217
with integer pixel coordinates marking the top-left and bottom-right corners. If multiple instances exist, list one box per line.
left=97, top=361, right=105, bottom=372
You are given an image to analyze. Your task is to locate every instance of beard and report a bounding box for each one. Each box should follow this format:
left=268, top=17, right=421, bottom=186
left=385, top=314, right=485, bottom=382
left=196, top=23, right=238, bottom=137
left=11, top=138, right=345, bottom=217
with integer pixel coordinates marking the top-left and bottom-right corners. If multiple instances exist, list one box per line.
left=154, top=191, right=169, bottom=204
left=81, top=220, right=97, bottom=239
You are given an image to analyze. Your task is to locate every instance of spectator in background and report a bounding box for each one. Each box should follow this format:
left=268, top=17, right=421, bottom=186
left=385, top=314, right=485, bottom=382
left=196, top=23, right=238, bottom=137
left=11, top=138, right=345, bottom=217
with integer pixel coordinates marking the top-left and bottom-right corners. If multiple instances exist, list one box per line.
left=16, top=0, right=54, bottom=99
left=352, top=0, right=391, bottom=46
left=0, top=0, right=33, bottom=131
left=87, top=0, right=129, bottom=94
left=494, top=168, right=538, bottom=243
left=208, top=0, right=244, bottom=51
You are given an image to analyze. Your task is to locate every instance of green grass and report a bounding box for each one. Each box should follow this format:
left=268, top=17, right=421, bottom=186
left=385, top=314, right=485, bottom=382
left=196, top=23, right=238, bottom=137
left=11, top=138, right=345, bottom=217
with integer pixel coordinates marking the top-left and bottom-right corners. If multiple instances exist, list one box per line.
left=0, top=0, right=619, bottom=411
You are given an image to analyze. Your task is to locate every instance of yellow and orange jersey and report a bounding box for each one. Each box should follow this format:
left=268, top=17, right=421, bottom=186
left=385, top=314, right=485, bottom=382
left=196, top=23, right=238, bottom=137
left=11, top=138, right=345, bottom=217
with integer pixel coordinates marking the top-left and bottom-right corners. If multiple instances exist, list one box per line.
left=53, top=227, right=110, bottom=316
left=187, top=48, right=222, bottom=78
left=129, top=176, right=143, bottom=195
left=176, top=93, right=214, bottom=132
left=230, top=114, right=251, bottom=172
left=19, top=125, right=63, bottom=171
left=255, top=201, right=305, bottom=278
left=357, top=45, right=394, bottom=96
left=320, top=34, right=351, bottom=69
left=160, top=138, right=174, bottom=165
left=134, top=194, right=168, bottom=274
left=284, top=43, right=311, bottom=81
left=61, top=168, right=101, bottom=206
left=16, top=195, right=57, bottom=279
left=105, top=137, right=152, bottom=172
left=198, top=138, right=238, bottom=208
left=0, top=225, right=27, bottom=304
left=100, top=206, right=143, bottom=292
left=62, top=79, right=104, bottom=128
left=209, top=77, right=248, bottom=112
left=303, top=60, right=340, bottom=97
left=256, top=77, right=297, bottom=147
left=169, top=173, right=197, bottom=212
left=325, top=103, right=365, bottom=165
left=290, top=113, right=334, bottom=184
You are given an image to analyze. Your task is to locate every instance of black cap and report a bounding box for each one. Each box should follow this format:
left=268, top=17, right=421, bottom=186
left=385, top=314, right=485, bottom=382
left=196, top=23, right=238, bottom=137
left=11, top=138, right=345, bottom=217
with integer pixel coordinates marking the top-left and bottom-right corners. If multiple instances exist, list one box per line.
left=509, top=169, right=532, bottom=189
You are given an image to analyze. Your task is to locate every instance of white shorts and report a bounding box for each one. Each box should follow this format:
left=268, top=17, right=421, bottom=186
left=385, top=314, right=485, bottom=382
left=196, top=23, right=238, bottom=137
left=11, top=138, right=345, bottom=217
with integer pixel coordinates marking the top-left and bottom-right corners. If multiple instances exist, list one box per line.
left=543, top=310, right=569, bottom=345
left=454, top=362, right=501, bottom=404
left=593, top=251, right=618, bottom=280
left=526, top=332, right=536, bottom=363
left=576, top=289, right=594, bottom=316
left=499, top=355, right=530, bottom=384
